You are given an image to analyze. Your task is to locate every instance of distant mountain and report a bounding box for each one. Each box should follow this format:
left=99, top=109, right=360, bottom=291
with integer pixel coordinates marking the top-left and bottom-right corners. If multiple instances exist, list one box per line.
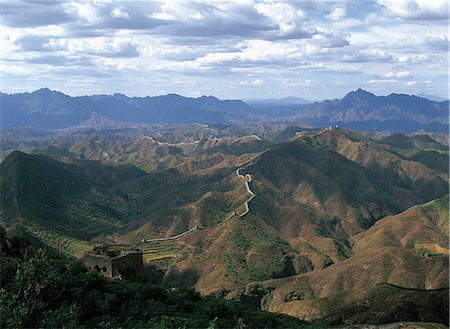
left=1, top=88, right=448, bottom=133
left=0, top=89, right=92, bottom=129
left=245, top=97, right=312, bottom=117
left=417, top=93, right=448, bottom=102
left=247, top=97, right=312, bottom=106
left=0, top=89, right=254, bottom=129
left=290, top=89, right=449, bottom=133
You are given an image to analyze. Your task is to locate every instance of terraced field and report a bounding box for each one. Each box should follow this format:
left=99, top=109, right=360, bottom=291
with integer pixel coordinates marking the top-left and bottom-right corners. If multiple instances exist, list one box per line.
left=26, top=227, right=94, bottom=258
left=62, top=200, right=126, bottom=237
left=139, top=241, right=179, bottom=263
left=26, top=226, right=180, bottom=263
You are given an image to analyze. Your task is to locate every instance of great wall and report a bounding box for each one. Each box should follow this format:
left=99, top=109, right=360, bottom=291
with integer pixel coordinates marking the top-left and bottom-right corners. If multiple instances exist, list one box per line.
left=24, top=158, right=260, bottom=270
left=109, top=161, right=257, bottom=248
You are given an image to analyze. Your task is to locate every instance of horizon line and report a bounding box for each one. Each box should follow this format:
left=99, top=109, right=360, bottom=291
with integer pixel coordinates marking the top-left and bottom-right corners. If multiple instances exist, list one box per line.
left=1, top=87, right=448, bottom=102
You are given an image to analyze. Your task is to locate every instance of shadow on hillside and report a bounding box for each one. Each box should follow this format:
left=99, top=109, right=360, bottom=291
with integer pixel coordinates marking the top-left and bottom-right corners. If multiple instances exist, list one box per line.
left=164, top=267, right=200, bottom=287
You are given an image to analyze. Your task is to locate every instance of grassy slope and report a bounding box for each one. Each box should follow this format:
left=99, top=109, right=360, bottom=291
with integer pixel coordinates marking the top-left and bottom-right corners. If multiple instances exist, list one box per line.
left=227, top=196, right=449, bottom=324
left=0, top=151, right=142, bottom=239
left=0, top=150, right=254, bottom=241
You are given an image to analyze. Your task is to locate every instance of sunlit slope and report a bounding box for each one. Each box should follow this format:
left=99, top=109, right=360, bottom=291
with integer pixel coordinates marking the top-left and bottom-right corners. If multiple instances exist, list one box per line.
left=167, top=130, right=448, bottom=306
left=352, top=196, right=449, bottom=255
left=225, top=197, right=449, bottom=324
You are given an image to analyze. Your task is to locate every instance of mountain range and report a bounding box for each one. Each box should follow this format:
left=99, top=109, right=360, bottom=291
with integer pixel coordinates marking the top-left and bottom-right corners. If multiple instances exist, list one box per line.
left=0, top=126, right=448, bottom=325
left=1, top=88, right=448, bottom=133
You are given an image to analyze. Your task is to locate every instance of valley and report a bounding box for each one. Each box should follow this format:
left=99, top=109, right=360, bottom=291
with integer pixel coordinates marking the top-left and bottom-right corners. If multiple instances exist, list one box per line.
left=1, top=123, right=448, bottom=326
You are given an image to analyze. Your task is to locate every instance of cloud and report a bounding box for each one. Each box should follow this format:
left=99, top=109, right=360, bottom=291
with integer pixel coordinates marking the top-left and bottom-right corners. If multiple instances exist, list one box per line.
left=311, top=33, right=349, bottom=48
left=251, top=78, right=264, bottom=85
left=377, top=0, right=449, bottom=21
left=340, top=49, right=394, bottom=63
left=404, top=80, right=417, bottom=86
left=0, top=0, right=447, bottom=100
left=25, top=55, right=93, bottom=67
left=382, top=71, right=411, bottom=78
left=15, top=35, right=51, bottom=51
left=365, top=79, right=396, bottom=84
left=0, top=1, right=73, bottom=27
left=97, top=42, right=139, bottom=58
left=64, top=38, right=140, bottom=58
left=281, top=79, right=316, bottom=87
left=396, top=34, right=449, bottom=53
left=110, top=7, right=130, bottom=19
left=327, top=6, right=346, bottom=21
left=396, top=54, right=431, bottom=63
left=255, top=2, right=307, bottom=35
left=289, top=1, right=342, bottom=15
left=149, top=1, right=315, bottom=41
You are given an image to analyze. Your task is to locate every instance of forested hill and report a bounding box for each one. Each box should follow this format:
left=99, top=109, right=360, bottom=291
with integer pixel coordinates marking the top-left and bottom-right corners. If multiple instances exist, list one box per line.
left=0, top=226, right=312, bottom=329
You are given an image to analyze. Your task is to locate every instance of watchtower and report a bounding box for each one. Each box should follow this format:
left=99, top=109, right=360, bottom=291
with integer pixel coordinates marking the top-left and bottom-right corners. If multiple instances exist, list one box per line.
left=82, top=245, right=144, bottom=279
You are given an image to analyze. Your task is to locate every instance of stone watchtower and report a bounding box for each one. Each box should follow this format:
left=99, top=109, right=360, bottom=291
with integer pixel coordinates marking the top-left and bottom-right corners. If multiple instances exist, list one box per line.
left=82, top=245, right=144, bottom=279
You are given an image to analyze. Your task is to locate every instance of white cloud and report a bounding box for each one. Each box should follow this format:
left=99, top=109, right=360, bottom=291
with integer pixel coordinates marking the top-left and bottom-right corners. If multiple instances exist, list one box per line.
left=396, top=54, right=430, bottom=63
left=341, top=49, right=394, bottom=63
left=111, top=7, right=130, bottom=19
left=66, top=37, right=139, bottom=58
left=66, top=2, right=98, bottom=23
left=327, top=7, right=346, bottom=21
left=365, top=79, right=397, bottom=84
left=377, top=0, right=449, bottom=20
left=255, top=2, right=306, bottom=35
left=150, top=2, right=205, bottom=21
left=0, top=0, right=447, bottom=99
left=251, top=78, right=264, bottom=85
left=282, top=79, right=316, bottom=87
left=404, top=80, right=417, bottom=86
left=383, top=70, right=411, bottom=78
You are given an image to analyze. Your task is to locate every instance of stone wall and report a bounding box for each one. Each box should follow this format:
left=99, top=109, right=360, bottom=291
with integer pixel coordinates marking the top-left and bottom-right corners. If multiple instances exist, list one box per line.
left=111, top=252, right=144, bottom=278
left=82, top=250, right=143, bottom=279
left=83, top=253, right=114, bottom=277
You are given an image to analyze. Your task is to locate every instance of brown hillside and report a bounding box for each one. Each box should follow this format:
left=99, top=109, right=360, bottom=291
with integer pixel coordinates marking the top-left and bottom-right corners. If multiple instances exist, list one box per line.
left=352, top=196, right=449, bottom=252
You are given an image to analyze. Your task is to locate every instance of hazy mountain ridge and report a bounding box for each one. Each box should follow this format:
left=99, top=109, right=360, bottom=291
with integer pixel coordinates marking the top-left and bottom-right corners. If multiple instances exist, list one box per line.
left=1, top=88, right=448, bottom=133
left=0, top=89, right=251, bottom=128
left=290, top=89, right=449, bottom=131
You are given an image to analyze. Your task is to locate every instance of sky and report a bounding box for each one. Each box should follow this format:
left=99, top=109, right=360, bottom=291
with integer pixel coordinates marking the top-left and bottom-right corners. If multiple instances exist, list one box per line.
left=0, top=0, right=448, bottom=101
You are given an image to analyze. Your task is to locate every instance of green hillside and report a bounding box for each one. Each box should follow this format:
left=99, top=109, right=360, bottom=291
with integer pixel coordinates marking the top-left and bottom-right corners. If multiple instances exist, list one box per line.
left=0, top=151, right=142, bottom=239
left=0, top=227, right=314, bottom=329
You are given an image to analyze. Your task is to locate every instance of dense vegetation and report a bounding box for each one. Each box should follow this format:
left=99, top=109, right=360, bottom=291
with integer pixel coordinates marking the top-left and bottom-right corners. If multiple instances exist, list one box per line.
left=0, top=227, right=314, bottom=329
